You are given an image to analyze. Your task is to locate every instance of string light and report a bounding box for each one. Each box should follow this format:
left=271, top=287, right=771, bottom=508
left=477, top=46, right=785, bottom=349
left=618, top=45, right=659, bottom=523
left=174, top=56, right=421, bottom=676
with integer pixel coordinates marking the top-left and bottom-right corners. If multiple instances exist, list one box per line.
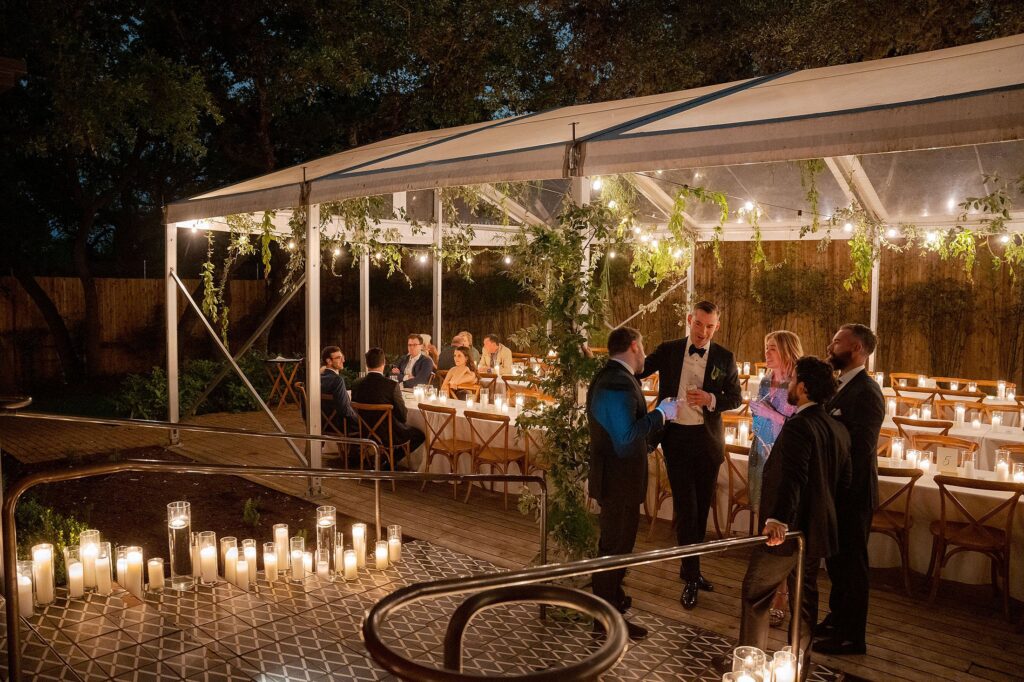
left=946, top=197, right=957, bottom=212
left=503, top=255, right=512, bottom=265
left=650, top=239, right=659, bottom=248
left=886, top=228, right=898, bottom=238
left=418, top=253, right=428, bottom=263
left=632, top=226, right=641, bottom=234
left=744, top=200, right=754, bottom=211
left=925, top=231, right=938, bottom=243
left=333, top=247, right=341, bottom=256
left=672, top=249, right=683, bottom=259
left=655, top=170, right=663, bottom=175
left=639, top=234, right=650, bottom=243
left=843, top=222, right=853, bottom=233
left=287, top=240, right=296, bottom=251
left=1001, top=234, right=1011, bottom=244
left=591, top=177, right=603, bottom=191
left=608, top=250, right=616, bottom=259
left=607, top=199, right=618, bottom=209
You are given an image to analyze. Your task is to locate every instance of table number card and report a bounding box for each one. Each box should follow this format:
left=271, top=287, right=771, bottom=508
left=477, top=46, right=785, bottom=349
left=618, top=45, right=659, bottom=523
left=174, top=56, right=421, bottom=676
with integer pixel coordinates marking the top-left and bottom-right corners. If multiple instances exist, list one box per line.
left=936, top=446, right=959, bottom=474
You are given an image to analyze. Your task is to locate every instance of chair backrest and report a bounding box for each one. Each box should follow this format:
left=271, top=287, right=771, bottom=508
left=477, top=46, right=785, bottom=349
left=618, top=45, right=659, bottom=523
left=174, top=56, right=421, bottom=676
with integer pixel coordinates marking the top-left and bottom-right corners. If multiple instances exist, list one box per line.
left=418, top=403, right=457, bottom=449
left=295, top=381, right=309, bottom=423
left=932, top=399, right=985, bottom=422
left=892, top=385, right=937, bottom=402
left=1000, top=444, right=1024, bottom=464
left=933, top=475, right=1023, bottom=547
left=931, top=377, right=972, bottom=391
left=724, top=443, right=751, bottom=506
left=980, top=403, right=1021, bottom=425
left=889, top=372, right=924, bottom=388
left=877, top=427, right=897, bottom=456
left=350, top=402, right=395, bottom=450
left=476, top=372, right=499, bottom=398
left=521, top=427, right=548, bottom=472
left=511, top=351, right=533, bottom=360
left=934, top=388, right=986, bottom=403
left=642, top=390, right=658, bottom=412
left=890, top=395, right=926, bottom=417
left=876, top=466, right=923, bottom=528
left=432, top=369, right=448, bottom=389
left=892, top=416, right=952, bottom=439
left=641, top=372, right=660, bottom=392
left=464, top=410, right=511, bottom=457
left=722, top=413, right=752, bottom=429
left=909, top=434, right=978, bottom=464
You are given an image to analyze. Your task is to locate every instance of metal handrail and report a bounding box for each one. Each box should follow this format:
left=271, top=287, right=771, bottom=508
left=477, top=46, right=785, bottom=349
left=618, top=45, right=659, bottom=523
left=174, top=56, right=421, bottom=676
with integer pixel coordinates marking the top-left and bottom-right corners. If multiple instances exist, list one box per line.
left=363, top=531, right=806, bottom=681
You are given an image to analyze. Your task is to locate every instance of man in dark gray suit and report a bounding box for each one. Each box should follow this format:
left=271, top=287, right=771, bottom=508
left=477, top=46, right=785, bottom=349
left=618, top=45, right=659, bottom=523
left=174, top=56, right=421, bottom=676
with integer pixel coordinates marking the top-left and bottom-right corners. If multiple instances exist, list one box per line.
left=738, top=356, right=851, bottom=676
left=588, top=326, right=677, bottom=640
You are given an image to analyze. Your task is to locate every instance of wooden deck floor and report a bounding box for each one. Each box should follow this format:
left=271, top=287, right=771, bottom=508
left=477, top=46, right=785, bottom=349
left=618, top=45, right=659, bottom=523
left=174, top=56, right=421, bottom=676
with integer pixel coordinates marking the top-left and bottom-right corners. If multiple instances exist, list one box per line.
left=3, top=409, right=1023, bottom=681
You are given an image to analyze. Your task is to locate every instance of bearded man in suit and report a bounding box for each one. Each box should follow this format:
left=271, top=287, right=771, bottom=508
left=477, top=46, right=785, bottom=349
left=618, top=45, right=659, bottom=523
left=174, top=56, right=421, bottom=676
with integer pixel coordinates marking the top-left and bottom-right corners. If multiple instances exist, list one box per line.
left=639, top=300, right=743, bottom=609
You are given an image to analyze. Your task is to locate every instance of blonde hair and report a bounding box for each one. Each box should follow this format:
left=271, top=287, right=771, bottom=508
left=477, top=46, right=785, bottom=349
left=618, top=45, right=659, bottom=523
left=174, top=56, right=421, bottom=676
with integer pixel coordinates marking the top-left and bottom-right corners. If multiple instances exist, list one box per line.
left=765, top=330, right=803, bottom=379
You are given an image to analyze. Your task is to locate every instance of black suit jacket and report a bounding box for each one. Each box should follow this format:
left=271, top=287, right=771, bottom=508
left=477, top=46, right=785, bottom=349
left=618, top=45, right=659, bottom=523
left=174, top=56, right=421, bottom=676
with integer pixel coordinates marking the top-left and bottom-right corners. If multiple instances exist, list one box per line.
left=639, top=337, right=743, bottom=445
left=586, top=360, right=666, bottom=508
left=759, top=403, right=852, bottom=559
left=320, top=369, right=357, bottom=421
left=351, top=372, right=409, bottom=425
left=394, top=354, right=435, bottom=388
left=825, top=368, right=885, bottom=514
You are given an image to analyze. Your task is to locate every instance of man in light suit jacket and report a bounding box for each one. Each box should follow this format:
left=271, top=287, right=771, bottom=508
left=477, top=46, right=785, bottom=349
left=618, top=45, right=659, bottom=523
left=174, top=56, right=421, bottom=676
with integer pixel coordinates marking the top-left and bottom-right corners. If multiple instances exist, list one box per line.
left=588, top=326, right=677, bottom=641
left=815, top=324, right=885, bottom=656
left=392, top=334, right=435, bottom=388
left=478, top=334, right=514, bottom=374
left=738, top=356, right=851, bottom=676
left=639, top=300, right=743, bottom=609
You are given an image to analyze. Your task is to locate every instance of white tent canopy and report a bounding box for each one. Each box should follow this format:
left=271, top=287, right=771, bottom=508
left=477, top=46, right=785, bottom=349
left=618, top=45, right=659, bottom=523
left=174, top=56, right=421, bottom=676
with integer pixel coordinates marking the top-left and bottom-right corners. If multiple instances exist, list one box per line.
left=163, top=35, right=1024, bottom=485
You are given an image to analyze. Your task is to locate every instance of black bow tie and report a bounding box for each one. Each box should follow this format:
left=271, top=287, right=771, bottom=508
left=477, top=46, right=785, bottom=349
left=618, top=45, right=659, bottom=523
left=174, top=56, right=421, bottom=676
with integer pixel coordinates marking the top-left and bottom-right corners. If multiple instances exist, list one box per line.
left=688, top=345, right=706, bottom=358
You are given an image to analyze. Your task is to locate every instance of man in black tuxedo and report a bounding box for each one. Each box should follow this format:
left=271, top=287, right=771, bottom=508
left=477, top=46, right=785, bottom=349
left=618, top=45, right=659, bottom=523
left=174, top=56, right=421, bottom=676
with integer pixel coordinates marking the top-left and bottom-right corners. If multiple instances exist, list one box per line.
left=320, top=346, right=358, bottom=434
left=814, top=324, right=885, bottom=656
left=351, top=348, right=425, bottom=464
left=738, top=356, right=851, bottom=674
left=587, top=326, right=678, bottom=640
left=639, top=300, right=743, bottom=609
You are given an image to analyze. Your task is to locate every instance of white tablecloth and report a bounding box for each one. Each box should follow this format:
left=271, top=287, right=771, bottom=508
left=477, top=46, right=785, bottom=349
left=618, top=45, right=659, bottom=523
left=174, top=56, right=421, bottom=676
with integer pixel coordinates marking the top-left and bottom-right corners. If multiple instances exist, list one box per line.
left=882, top=418, right=1024, bottom=470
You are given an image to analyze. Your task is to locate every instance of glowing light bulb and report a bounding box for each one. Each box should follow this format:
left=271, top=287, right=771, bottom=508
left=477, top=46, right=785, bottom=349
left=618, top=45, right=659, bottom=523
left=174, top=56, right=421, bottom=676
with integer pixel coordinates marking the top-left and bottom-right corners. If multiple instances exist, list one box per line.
left=744, top=200, right=754, bottom=211
left=607, top=199, right=618, bottom=209
left=591, top=177, right=603, bottom=191
left=1001, top=234, right=1011, bottom=244
left=672, top=249, right=683, bottom=259
left=925, top=231, right=937, bottom=243
left=887, top=228, right=898, bottom=238
left=843, top=222, right=853, bottom=233
left=693, top=172, right=702, bottom=180
left=467, top=256, right=474, bottom=263
left=650, top=239, right=659, bottom=248
left=333, top=247, right=341, bottom=256
left=418, top=253, right=427, bottom=263
left=946, top=197, right=956, bottom=212
left=503, top=255, right=512, bottom=264
left=655, top=170, right=663, bottom=175
left=639, top=234, right=650, bottom=243
left=608, top=250, right=616, bottom=259
left=632, top=226, right=641, bottom=234
left=287, top=240, right=296, bottom=250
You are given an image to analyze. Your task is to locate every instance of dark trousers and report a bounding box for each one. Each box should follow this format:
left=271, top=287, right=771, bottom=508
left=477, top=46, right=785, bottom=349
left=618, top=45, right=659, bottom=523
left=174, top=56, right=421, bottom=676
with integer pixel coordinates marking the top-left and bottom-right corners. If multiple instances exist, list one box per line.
left=740, top=543, right=819, bottom=678
left=661, top=423, right=721, bottom=581
left=592, top=493, right=641, bottom=610
left=825, top=505, right=871, bottom=644
left=393, top=423, right=425, bottom=463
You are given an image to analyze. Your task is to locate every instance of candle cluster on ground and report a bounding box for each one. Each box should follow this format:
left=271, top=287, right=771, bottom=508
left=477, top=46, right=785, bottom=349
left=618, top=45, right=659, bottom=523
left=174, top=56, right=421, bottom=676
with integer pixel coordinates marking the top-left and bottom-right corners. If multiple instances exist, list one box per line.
left=15, top=498, right=402, bottom=618
left=725, top=645, right=797, bottom=682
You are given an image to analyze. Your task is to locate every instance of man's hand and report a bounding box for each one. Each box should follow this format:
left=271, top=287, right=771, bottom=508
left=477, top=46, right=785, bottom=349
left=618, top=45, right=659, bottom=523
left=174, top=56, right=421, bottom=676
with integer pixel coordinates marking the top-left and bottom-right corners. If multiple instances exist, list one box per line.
left=685, top=388, right=712, bottom=408
left=657, top=398, right=678, bottom=421
left=763, top=520, right=787, bottom=546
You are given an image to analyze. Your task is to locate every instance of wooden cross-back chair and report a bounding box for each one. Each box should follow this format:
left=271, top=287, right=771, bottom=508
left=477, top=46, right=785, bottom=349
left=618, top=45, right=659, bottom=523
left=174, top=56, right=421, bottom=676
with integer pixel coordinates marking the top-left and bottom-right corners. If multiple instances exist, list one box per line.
left=998, top=444, right=1024, bottom=464
left=643, top=390, right=658, bottom=412
left=640, top=372, right=660, bottom=392
left=931, top=399, right=984, bottom=422
left=350, top=402, right=408, bottom=491
left=503, top=376, right=547, bottom=403
left=295, top=381, right=351, bottom=464
left=475, top=372, right=499, bottom=402
left=463, top=410, right=525, bottom=509
left=418, top=403, right=476, bottom=497
left=980, top=403, right=1021, bottom=426
left=890, top=395, right=928, bottom=417
left=431, top=369, right=448, bottom=390
left=934, top=387, right=986, bottom=403
left=892, top=416, right=953, bottom=440
left=873, top=466, right=923, bottom=595
left=644, top=446, right=674, bottom=540
left=928, top=476, right=1023, bottom=619
left=908, top=434, right=978, bottom=468
left=876, top=427, right=898, bottom=457
left=724, top=443, right=755, bottom=537
left=889, top=372, right=925, bottom=388
left=521, top=427, right=549, bottom=479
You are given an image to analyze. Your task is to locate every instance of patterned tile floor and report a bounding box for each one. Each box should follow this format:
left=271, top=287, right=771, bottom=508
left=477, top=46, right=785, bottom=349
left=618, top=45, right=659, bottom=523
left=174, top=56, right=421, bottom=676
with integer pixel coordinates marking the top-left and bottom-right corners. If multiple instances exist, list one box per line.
left=0, top=541, right=840, bottom=681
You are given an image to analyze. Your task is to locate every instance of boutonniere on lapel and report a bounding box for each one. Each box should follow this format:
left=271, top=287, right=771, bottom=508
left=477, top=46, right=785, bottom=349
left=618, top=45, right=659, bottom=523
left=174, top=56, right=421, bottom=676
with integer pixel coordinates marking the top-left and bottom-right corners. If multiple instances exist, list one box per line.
left=710, top=365, right=724, bottom=382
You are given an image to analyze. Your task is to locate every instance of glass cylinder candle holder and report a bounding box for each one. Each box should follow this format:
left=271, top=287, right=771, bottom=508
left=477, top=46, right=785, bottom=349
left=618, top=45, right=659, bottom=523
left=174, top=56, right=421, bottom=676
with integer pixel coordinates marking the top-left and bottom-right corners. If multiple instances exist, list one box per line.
left=890, top=436, right=905, bottom=462
left=263, top=542, right=279, bottom=582
left=343, top=549, right=358, bottom=580
left=887, top=398, right=897, bottom=417
left=961, top=450, right=976, bottom=477
left=997, top=380, right=1007, bottom=399
left=875, top=372, right=885, bottom=388
left=32, top=543, right=55, bottom=605
left=333, top=532, right=345, bottom=581
left=757, top=368, right=766, bottom=380
left=79, top=529, right=100, bottom=591
left=772, top=650, right=797, bottom=682
left=198, top=531, right=218, bottom=586
left=116, top=546, right=127, bottom=586
left=375, top=540, right=390, bottom=570
left=898, top=378, right=907, bottom=387
left=725, top=427, right=736, bottom=445
left=16, top=560, right=35, bottom=618
left=167, top=501, right=193, bottom=590
left=466, top=396, right=475, bottom=409
left=738, top=421, right=750, bottom=445
left=968, top=381, right=977, bottom=392
left=494, top=396, right=504, bottom=411
left=191, top=532, right=201, bottom=579
left=992, top=412, right=1003, bottom=431
left=439, top=392, right=448, bottom=404
left=916, top=374, right=926, bottom=387
left=387, top=525, right=402, bottom=563
left=63, top=545, right=84, bottom=599
left=95, top=542, right=113, bottom=596
left=905, top=449, right=919, bottom=469
left=316, top=505, right=337, bottom=573
left=480, top=389, right=489, bottom=405
left=918, top=451, right=933, bottom=473
left=220, top=537, right=238, bottom=585
left=996, top=449, right=1011, bottom=481
left=147, top=558, right=164, bottom=592
left=971, top=417, right=981, bottom=429
left=290, top=537, right=305, bottom=583
left=742, top=362, right=751, bottom=375
left=303, top=551, right=313, bottom=576
left=1013, top=463, right=1024, bottom=483
left=732, top=646, right=766, bottom=675
left=909, top=408, right=920, bottom=420
left=124, top=546, right=144, bottom=599
left=273, top=524, right=289, bottom=576
left=242, top=539, right=257, bottom=587
left=921, top=405, right=932, bottom=420
left=954, top=402, right=965, bottom=424
left=352, top=523, right=367, bottom=569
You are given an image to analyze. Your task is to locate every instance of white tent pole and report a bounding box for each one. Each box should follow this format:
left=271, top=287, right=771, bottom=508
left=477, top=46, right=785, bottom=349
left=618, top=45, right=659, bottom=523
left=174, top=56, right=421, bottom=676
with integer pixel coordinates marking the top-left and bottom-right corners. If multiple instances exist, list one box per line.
left=305, top=199, right=323, bottom=487
left=686, top=253, right=696, bottom=336
left=359, top=251, right=370, bottom=373
left=164, top=212, right=180, bottom=445
left=869, top=249, right=881, bottom=372
left=433, top=190, right=443, bottom=350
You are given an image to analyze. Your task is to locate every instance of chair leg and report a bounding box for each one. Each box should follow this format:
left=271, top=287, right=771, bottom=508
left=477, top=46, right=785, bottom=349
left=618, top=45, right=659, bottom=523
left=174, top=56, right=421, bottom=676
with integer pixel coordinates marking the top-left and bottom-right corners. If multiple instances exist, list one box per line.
left=898, top=531, right=912, bottom=596
left=463, top=461, right=477, bottom=504
left=420, top=451, right=432, bottom=491
left=927, top=540, right=944, bottom=602
left=712, top=488, right=723, bottom=539
left=991, top=558, right=1000, bottom=599
left=1002, top=554, right=1011, bottom=621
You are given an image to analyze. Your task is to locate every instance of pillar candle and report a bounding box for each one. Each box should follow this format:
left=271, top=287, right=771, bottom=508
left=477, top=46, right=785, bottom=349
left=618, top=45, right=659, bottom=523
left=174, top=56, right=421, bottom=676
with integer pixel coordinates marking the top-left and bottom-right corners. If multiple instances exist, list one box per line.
left=274, top=524, right=289, bottom=571
left=67, top=562, right=84, bottom=598
left=32, top=544, right=54, bottom=605
left=225, top=547, right=237, bottom=585
left=243, top=544, right=257, bottom=586
left=291, top=549, right=305, bottom=580
left=388, top=537, right=402, bottom=563
left=81, top=543, right=98, bottom=590
left=95, top=555, right=112, bottom=596
left=317, top=560, right=330, bottom=579
left=126, top=549, right=144, bottom=599
left=147, top=559, right=163, bottom=591
left=117, top=555, right=127, bottom=586
left=234, top=559, right=249, bottom=590
left=264, top=551, right=278, bottom=582
left=200, top=546, right=217, bottom=584
left=997, top=461, right=1010, bottom=481
left=343, top=550, right=357, bottom=580
left=303, top=551, right=313, bottom=575
left=955, top=403, right=965, bottom=423
left=17, top=574, right=34, bottom=618
left=375, top=541, right=389, bottom=570
left=352, top=524, right=367, bottom=569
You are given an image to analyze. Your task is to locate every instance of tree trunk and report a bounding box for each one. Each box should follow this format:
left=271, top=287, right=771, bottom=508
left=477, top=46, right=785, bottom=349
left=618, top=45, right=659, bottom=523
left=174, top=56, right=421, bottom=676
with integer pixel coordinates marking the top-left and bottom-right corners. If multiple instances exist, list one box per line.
left=12, top=266, right=82, bottom=385
left=72, top=214, right=102, bottom=378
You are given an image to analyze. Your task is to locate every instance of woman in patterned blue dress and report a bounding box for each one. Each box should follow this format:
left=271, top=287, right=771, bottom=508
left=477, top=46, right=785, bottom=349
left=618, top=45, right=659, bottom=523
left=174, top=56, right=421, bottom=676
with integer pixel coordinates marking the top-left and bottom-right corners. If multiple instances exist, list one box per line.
left=747, top=330, right=803, bottom=625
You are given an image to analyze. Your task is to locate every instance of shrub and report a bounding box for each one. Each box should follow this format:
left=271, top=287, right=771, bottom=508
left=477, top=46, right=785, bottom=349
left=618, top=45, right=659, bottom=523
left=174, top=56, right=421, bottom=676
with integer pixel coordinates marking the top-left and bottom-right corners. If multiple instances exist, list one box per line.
left=16, top=497, right=89, bottom=583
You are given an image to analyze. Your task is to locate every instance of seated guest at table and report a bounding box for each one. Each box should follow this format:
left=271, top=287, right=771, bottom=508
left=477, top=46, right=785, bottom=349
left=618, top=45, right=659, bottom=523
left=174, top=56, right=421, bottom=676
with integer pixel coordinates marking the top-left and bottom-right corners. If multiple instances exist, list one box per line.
left=354, top=348, right=425, bottom=461
left=736, top=356, right=851, bottom=676
left=320, top=345, right=358, bottom=434
left=460, top=330, right=481, bottom=364
left=421, top=333, right=440, bottom=366
left=441, top=347, right=479, bottom=398
left=747, top=330, right=803, bottom=627
left=478, top=334, right=513, bottom=374
left=392, top=334, right=435, bottom=388
left=437, top=333, right=468, bottom=371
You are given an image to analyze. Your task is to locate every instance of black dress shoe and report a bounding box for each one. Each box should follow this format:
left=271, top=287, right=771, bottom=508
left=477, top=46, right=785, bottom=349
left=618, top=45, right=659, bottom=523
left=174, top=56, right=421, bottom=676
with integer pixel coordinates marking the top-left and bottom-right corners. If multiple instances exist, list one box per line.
left=813, top=637, right=866, bottom=655
left=680, top=581, right=698, bottom=610
left=592, top=618, right=648, bottom=641
left=813, top=620, right=836, bottom=639
left=618, top=595, right=632, bottom=613
left=694, top=575, right=714, bottom=592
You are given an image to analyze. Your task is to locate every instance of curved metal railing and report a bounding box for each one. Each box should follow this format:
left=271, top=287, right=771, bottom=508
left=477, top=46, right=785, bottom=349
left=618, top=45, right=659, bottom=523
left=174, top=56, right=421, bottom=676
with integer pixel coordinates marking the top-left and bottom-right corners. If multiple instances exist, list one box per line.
left=363, top=532, right=806, bottom=681
left=0, top=408, right=548, bottom=680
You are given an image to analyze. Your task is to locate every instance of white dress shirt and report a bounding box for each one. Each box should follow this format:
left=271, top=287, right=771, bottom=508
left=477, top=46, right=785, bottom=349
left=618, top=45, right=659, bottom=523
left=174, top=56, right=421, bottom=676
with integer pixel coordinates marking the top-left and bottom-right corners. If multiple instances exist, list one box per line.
left=675, top=339, right=714, bottom=425
left=403, top=353, right=421, bottom=383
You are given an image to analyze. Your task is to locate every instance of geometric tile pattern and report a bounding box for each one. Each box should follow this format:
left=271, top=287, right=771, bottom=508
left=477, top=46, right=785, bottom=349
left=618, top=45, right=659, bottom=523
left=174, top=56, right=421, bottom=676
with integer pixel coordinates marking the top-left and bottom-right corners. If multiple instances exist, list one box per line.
left=0, top=541, right=840, bottom=680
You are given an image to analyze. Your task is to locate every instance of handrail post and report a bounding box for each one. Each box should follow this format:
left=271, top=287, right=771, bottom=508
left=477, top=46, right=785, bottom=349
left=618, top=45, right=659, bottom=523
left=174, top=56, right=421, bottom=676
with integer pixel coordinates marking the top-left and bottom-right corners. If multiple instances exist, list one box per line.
left=791, top=533, right=806, bottom=679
